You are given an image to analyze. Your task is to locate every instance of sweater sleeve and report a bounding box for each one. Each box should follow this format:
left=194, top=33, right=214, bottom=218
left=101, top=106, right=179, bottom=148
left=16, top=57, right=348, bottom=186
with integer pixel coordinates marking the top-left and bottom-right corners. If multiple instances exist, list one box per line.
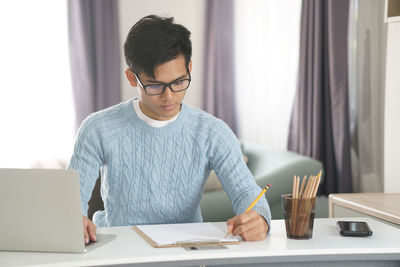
left=67, top=116, right=103, bottom=217
left=209, top=121, right=271, bottom=231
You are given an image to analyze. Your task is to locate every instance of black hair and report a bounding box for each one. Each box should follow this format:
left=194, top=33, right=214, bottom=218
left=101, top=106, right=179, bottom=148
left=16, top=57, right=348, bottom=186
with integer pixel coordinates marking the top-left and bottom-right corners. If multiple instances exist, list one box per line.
left=124, top=15, right=192, bottom=78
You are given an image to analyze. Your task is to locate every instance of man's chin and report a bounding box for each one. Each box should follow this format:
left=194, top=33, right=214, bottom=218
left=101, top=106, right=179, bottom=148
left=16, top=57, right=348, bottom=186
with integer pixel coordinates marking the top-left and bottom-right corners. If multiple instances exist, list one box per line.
left=157, top=109, right=179, bottom=121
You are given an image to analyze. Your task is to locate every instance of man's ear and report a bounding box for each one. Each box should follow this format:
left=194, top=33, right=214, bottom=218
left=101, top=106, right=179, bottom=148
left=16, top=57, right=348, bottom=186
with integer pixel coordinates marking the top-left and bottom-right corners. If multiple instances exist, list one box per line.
left=188, top=61, right=192, bottom=73
left=125, top=68, right=137, bottom=87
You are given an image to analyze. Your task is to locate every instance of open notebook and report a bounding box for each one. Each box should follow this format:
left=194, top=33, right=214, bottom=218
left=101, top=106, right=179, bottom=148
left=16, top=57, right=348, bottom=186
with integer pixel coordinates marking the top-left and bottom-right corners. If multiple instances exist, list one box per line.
left=134, top=222, right=240, bottom=247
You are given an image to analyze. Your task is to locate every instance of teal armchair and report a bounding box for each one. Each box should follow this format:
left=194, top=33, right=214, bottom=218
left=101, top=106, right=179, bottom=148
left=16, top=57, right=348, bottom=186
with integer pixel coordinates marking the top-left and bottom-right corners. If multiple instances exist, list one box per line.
left=200, top=142, right=323, bottom=221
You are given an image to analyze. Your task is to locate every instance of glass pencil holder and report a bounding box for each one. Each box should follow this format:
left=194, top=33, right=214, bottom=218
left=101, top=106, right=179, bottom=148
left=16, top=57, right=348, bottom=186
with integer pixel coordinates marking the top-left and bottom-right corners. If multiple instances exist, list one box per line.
left=282, top=194, right=316, bottom=240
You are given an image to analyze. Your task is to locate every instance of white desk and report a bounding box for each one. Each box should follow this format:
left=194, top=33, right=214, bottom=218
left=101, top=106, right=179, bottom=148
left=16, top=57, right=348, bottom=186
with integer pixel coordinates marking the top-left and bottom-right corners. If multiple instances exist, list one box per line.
left=1, top=217, right=400, bottom=267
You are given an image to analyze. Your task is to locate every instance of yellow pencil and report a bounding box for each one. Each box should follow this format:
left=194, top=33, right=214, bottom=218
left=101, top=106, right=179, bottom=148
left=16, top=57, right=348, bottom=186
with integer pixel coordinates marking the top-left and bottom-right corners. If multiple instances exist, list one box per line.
left=225, top=184, right=271, bottom=237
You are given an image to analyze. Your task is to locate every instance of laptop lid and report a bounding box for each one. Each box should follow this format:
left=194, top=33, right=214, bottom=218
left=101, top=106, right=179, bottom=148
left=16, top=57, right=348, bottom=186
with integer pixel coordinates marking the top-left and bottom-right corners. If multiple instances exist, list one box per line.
left=0, top=168, right=115, bottom=253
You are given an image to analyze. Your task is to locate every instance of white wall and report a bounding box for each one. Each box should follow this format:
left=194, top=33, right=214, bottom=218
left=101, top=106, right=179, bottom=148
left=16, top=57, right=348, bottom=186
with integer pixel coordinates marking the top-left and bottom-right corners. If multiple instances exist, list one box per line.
left=384, top=22, right=400, bottom=193
left=118, top=0, right=205, bottom=109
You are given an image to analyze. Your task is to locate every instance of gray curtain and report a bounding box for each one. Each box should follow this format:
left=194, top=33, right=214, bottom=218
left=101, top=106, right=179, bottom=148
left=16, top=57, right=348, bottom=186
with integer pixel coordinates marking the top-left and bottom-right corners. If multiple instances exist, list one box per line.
left=68, top=0, right=121, bottom=131
left=288, top=0, right=352, bottom=195
left=203, top=0, right=237, bottom=134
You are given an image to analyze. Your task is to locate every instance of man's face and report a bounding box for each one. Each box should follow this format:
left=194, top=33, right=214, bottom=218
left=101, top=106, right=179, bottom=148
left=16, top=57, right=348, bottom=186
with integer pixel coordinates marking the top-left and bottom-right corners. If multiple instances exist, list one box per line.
left=126, top=54, right=192, bottom=121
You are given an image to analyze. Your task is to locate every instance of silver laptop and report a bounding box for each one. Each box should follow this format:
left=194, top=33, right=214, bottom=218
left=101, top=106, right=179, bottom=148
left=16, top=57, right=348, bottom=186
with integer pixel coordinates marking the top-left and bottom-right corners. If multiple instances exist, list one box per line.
left=0, top=168, right=116, bottom=253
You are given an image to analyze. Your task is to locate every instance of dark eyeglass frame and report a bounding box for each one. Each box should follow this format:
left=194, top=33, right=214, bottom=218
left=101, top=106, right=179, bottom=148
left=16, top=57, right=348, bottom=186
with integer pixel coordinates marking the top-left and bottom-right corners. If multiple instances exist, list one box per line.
left=134, top=69, right=191, bottom=96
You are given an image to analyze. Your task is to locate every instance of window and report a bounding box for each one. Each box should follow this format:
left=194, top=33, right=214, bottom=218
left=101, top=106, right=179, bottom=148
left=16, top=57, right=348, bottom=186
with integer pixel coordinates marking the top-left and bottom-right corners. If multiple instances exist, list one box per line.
left=234, top=0, right=301, bottom=149
left=0, top=0, right=75, bottom=167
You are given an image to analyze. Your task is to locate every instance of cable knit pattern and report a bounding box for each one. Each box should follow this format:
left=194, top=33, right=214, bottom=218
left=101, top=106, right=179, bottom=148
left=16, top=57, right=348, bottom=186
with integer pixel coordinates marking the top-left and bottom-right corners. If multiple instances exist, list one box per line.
left=67, top=98, right=271, bottom=228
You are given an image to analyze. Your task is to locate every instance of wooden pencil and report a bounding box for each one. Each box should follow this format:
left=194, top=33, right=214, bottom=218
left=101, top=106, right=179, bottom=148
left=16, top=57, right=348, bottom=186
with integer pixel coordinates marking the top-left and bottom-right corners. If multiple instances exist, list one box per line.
left=290, top=176, right=297, bottom=234
left=299, top=176, right=307, bottom=198
left=298, top=172, right=321, bottom=235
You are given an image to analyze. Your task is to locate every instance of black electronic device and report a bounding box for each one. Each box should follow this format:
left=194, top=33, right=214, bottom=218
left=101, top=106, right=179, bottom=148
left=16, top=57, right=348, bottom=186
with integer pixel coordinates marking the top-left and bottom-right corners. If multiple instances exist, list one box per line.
left=336, top=221, right=373, bottom=237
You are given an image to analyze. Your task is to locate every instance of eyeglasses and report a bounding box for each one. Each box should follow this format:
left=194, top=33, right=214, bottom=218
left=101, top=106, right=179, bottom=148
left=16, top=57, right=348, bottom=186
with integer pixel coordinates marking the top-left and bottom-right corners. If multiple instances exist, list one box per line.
left=134, top=71, right=191, bottom=96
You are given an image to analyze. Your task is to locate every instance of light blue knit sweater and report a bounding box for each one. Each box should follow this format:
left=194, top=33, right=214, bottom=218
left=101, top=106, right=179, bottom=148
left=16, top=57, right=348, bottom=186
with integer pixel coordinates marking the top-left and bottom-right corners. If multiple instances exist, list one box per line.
left=68, top=98, right=271, bottom=227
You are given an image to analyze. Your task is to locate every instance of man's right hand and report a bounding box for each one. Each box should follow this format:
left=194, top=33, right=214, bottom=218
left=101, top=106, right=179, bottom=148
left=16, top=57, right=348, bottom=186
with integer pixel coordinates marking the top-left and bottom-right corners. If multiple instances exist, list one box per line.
left=82, top=215, right=97, bottom=244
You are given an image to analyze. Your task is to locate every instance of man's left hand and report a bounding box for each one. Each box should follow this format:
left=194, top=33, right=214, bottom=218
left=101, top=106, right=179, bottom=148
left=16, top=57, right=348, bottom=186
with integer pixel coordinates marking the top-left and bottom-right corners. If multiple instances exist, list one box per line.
left=226, top=210, right=269, bottom=241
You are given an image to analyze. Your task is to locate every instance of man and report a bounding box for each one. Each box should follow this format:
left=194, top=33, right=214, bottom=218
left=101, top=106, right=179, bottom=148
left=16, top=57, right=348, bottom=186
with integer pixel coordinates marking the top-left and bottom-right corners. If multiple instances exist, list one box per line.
left=68, top=15, right=271, bottom=244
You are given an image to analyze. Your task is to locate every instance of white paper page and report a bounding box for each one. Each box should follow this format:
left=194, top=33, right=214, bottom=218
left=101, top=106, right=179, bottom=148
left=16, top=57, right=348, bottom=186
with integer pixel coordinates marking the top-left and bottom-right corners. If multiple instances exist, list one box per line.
left=136, top=222, right=240, bottom=246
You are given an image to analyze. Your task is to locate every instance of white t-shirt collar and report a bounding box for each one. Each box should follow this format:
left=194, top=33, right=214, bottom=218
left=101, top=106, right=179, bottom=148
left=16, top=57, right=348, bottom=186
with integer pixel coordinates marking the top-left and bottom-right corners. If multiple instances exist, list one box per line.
left=133, top=99, right=179, bottom=128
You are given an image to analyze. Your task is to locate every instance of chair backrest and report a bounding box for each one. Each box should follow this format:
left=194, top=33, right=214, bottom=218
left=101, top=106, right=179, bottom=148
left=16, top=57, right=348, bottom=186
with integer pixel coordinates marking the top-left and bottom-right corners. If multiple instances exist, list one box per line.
left=88, top=176, right=104, bottom=220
